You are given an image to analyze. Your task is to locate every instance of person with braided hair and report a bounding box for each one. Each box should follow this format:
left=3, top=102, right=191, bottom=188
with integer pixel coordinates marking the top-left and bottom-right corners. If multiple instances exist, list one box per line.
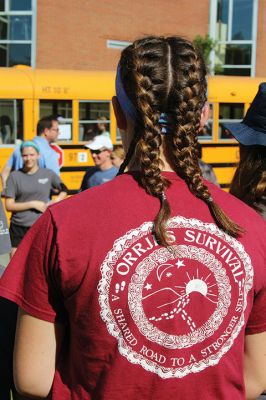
left=0, top=36, right=266, bottom=400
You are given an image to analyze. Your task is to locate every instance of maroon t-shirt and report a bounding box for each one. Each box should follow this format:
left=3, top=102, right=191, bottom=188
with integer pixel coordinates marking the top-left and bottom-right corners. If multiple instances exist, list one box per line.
left=1, top=172, right=266, bottom=399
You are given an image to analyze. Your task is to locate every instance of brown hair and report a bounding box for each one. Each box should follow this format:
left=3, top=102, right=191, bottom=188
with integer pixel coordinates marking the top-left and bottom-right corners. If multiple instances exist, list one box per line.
left=230, top=145, right=266, bottom=214
left=118, top=36, right=243, bottom=246
left=37, top=115, right=58, bottom=135
left=112, top=145, right=125, bottom=161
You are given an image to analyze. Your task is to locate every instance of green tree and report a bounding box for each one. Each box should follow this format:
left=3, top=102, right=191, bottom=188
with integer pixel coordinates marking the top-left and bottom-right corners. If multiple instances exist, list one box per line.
left=193, top=34, right=216, bottom=74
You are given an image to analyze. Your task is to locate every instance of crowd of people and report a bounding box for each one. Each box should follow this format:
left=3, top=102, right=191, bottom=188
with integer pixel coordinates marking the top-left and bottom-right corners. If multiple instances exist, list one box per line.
left=0, top=35, right=265, bottom=400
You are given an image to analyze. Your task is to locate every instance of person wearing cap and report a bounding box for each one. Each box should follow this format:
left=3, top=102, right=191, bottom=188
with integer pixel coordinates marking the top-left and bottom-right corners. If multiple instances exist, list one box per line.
left=80, top=135, right=118, bottom=191
left=4, top=141, right=67, bottom=257
left=224, top=82, right=266, bottom=220
left=1, top=115, right=61, bottom=190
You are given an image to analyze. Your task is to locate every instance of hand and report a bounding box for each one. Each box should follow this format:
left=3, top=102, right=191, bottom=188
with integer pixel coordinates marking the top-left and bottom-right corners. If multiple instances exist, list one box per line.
left=46, top=200, right=55, bottom=207
left=31, top=201, right=47, bottom=213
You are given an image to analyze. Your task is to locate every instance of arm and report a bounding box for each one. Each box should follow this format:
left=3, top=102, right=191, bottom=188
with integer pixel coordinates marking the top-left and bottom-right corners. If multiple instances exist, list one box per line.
left=1, top=146, right=22, bottom=190
left=47, top=191, right=67, bottom=206
left=1, top=164, right=11, bottom=190
left=79, top=169, right=94, bottom=192
left=53, top=190, right=67, bottom=202
left=244, top=332, right=266, bottom=399
left=5, top=197, right=47, bottom=213
left=47, top=179, right=68, bottom=205
left=14, top=308, right=64, bottom=398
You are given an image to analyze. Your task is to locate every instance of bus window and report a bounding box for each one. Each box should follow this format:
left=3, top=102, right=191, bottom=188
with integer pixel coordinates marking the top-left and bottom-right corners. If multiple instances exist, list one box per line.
left=0, top=99, right=23, bottom=144
left=79, top=101, right=110, bottom=142
left=40, top=100, right=72, bottom=141
left=218, top=103, right=244, bottom=139
left=199, top=103, right=213, bottom=140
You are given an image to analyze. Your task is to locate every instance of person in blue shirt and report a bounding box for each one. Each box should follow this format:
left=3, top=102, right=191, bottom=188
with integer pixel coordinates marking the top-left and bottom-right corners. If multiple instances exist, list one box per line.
left=1, top=115, right=60, bottom=189
left=80, top=135, right=118, bottom=191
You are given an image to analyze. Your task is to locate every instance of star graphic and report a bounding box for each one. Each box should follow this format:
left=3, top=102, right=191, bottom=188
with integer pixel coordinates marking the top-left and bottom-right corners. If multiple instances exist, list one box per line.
left=176, top=259, right=185, bottom=269
left=144, top=283, right=152, bottom=290
left=166, top=272, right=172, bottom=277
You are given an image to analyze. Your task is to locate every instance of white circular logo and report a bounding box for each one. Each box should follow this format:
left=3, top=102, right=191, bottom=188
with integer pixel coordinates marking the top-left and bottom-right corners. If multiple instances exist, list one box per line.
left=98, top=217, right=253, bottom=378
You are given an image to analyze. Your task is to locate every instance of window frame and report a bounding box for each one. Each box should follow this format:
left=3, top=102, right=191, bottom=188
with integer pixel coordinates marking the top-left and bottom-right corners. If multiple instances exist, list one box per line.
left=39, top=98, right=73, bottom=142
left=209, top=0, right=258, bottom=76
left=78, top=100, right=111, bottom=142
left=0, top=0, right=36, bottom=67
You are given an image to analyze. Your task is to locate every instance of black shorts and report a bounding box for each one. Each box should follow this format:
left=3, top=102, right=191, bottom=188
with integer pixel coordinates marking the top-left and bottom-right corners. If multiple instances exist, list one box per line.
left=9, top=223, right=30, bottom=248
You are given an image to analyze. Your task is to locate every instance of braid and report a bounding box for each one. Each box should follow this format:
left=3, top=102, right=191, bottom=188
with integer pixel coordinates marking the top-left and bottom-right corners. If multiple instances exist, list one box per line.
left=118, top=36, right=244, bottom=245
left=167, top=38, right=243, bottom=237
left=120, top=37, right=172, bottom=245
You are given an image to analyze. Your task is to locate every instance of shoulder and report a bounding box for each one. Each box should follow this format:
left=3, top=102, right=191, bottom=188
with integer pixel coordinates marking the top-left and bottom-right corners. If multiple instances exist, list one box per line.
left=84, top=167, right=99, bottom=177
left=51, top=173, right=138, bottom=218
left=209, top=183, right=266, bottom=234
left=110, top=166, right=119, bottom=174
left=33, top=137, right=51, bottom=152
left=38, top=168, right=55, bottom=176
left=10, top=169, right=24, bottom=178
left=10, top=146, right=21, bottom=158
left=33, top=136, right=45, bottom=146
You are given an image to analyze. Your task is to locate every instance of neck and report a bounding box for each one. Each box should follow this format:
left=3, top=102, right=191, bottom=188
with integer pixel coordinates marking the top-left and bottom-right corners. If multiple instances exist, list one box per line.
left=121, top=126, right=176, bottom=173
left=99, top=160, right=113, bottom=171
left=23, top=165, right=39, bottom=174
left=127, top=142, right=175, bottom=173
left=40, top=133, right=49, bottom=143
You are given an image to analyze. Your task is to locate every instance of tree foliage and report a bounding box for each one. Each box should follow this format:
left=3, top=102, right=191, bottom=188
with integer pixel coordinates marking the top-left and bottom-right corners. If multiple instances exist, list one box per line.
left=193, top=34, right=216, bottom=74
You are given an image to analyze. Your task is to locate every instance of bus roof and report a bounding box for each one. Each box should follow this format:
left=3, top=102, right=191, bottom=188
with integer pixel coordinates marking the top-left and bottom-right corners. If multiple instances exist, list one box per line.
left=0, top=67, right=116, bottom=100
left=0, top=67, right=265, bottom=104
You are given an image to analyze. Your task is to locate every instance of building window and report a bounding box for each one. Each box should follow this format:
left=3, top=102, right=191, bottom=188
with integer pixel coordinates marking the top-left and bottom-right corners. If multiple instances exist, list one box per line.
left=209, top=0, right=258, bottom=76
left=0, top=0, right=36, bottom=67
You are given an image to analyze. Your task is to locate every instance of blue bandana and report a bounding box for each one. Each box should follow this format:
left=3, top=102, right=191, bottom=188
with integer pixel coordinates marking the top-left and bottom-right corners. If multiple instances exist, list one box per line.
left=115, top=63, right=172, bottom=134
left=20, top=140, right=40, bottom=154
left=115, top=64, right=137, bottom=122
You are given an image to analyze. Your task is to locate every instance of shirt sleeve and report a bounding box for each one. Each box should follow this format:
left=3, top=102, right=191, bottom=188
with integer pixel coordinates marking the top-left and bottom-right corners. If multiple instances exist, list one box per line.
left=46, top=152, right=60, bottom=176
left=80, top=168, right=96, bottom=191
left=4, top=173, right=17, bottom=198
left=51, top=171, right=63, bottom=190
left=6, top=152, right=15, bottom=167
left=245, top=288, right=266, bottom=335
left=0, top=210, right=66, bottom=323
left=6, top=145, right=23, bottom=170
left=6, top=146, right=21, bottom=168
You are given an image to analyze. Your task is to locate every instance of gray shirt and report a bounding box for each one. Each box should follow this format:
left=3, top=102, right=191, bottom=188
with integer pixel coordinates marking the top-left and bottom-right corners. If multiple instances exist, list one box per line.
left=5, top=168, right=63, bottom=227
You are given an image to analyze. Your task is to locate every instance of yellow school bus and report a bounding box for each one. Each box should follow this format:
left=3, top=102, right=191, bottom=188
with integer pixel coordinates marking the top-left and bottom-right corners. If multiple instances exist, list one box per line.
left=0, top=66, right=265, bottom=192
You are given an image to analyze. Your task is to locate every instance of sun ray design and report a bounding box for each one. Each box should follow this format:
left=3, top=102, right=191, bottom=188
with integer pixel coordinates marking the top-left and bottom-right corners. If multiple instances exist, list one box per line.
left=144, top=269, right=218, bottom=330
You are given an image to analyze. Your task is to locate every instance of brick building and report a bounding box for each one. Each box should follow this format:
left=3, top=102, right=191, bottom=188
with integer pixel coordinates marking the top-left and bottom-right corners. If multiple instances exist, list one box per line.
left=0, top=0, right=265, bottom=76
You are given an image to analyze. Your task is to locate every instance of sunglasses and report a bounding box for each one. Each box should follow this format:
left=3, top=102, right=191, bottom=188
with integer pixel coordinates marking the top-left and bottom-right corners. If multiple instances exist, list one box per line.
left=90, top=148, right=107, bottom=155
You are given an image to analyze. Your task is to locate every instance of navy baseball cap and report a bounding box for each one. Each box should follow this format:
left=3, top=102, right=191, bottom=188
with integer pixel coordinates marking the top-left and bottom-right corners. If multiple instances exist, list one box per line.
left=223, top=82, right=266, bottom=146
